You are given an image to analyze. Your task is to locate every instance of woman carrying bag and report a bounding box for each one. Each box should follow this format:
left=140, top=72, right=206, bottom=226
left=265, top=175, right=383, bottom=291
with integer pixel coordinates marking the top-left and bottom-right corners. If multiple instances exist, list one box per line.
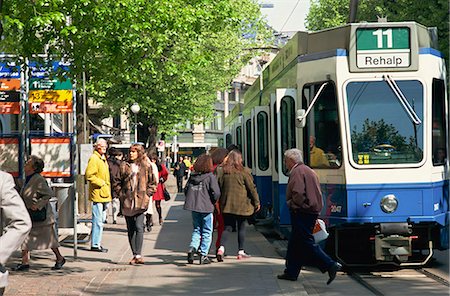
left=14, top=155, right=65, bottom=271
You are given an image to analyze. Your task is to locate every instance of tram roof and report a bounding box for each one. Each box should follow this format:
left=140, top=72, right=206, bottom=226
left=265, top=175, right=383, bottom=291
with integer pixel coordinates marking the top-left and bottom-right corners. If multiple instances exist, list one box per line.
left=235, top=21, right=438, bottom=113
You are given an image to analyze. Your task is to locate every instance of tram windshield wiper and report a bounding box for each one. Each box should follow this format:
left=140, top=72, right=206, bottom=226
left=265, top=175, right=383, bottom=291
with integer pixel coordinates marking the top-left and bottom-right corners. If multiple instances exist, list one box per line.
left=384, top=75, right=422, bottom=125
left=296, top=82, right=329, bottom=127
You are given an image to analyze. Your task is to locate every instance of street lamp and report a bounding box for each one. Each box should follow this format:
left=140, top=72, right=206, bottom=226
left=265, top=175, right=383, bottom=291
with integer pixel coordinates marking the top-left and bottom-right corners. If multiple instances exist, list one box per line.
left=130, top=102, right=140, bottom=143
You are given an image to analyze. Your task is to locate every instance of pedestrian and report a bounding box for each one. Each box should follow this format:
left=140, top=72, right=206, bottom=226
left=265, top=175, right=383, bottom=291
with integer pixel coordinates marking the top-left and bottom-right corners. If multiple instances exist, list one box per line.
left=85, top=138, right=111, bottom=252
left=107, top=148, right=123, bottom=224
left=183, top=156, right=192, bottom=179
left=216, top=149, right=260, bottom=261
left=173, top=156, right=186, bottom=193
left=14, top=156, right=66, bottom=271
left=184, top=154, right=221, bottom=265
left=277, top=148, right=341, bottom=284
left=152, top=158, right=169, bottom=225
left=144, top=151, right=160, bottom=232
left=0, top=170, right=32, bottom=295
left=119, top=144, right=157, bottom=264
left=210, top=147, right=229, bottom=256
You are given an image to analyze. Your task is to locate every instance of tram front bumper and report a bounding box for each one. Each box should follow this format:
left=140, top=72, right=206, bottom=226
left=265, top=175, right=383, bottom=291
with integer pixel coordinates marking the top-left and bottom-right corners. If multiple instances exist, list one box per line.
left=375, top=234, right=412, bottom=262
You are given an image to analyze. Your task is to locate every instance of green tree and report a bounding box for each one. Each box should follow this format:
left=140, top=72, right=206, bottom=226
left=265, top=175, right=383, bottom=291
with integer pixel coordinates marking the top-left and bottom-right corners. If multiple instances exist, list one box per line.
left=0, top=0, right=271, bottom=145
left=351, top=118, right=407, bottom=152
left=306, top=0, right=449, bottom=61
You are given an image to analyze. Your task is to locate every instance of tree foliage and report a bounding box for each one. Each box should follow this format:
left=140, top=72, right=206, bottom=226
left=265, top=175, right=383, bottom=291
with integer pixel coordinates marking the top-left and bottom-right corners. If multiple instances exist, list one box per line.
left=0, top=0, right=271, bottom=143
left=306, top=0, right=449, bottom=61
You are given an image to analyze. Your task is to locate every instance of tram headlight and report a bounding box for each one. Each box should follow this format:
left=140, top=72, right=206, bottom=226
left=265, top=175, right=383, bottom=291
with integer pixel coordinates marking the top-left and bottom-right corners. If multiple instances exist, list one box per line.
left=380, top=194, right=398, bottom=213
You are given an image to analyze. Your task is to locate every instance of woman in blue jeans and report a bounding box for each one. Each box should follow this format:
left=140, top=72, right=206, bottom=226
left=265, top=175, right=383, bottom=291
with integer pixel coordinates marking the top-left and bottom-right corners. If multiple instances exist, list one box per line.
left=183, top=154, right=221, bottom=264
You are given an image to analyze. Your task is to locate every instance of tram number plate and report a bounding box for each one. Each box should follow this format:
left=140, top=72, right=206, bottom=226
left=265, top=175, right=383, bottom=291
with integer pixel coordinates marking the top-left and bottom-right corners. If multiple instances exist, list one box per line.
left=356, top=28, right=410, bottom=68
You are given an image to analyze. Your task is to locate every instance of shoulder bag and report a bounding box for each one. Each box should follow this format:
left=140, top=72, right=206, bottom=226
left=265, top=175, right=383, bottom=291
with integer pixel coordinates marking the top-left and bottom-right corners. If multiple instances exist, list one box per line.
left=163, top=185, right=171, bottom=201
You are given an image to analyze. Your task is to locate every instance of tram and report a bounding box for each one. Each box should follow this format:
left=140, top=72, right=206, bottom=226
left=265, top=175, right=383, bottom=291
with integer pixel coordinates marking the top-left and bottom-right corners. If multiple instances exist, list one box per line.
left=224, top=21, right=449, bottom=266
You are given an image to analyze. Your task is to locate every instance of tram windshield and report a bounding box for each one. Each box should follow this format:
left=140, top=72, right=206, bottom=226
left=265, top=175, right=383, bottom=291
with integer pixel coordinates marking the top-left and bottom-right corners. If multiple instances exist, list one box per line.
left=346, top=80, right=423, bottom=165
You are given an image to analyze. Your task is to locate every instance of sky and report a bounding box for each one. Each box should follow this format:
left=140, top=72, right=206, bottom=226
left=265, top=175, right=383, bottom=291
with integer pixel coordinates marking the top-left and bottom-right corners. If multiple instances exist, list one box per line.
left=259, top=0, right=311, bottom=32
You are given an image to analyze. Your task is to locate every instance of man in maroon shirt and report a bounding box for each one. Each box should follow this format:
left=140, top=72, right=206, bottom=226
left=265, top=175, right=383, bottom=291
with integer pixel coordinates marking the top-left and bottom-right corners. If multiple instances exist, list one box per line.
left=277, top=148, right=341, bottom=284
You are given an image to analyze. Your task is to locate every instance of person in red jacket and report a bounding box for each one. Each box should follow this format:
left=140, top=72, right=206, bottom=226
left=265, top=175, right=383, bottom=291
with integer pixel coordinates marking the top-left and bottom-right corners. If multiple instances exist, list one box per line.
left=152, top=159, right=169, bottom=225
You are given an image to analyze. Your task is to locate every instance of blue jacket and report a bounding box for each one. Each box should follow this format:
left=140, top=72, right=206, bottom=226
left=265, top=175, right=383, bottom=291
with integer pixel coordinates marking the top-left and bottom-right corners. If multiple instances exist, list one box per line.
left=184, top=172, right=220, bottom=213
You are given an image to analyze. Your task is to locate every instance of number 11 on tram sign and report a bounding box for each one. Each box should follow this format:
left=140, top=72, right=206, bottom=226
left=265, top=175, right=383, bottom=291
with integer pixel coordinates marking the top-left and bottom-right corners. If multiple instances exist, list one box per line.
left=356, top=27, right=410, bottom=68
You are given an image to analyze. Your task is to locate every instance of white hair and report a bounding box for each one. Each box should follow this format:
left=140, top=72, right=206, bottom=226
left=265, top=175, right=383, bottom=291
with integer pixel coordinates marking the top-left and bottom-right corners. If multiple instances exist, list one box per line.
left=284, top=148, right=303, bottom=164
left=95, top=138, right=108, bottom=148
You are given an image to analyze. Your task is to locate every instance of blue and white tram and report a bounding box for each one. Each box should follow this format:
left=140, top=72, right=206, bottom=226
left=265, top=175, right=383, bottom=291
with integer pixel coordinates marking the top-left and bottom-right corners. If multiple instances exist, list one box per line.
left=227, top=21, right=449, bottom=266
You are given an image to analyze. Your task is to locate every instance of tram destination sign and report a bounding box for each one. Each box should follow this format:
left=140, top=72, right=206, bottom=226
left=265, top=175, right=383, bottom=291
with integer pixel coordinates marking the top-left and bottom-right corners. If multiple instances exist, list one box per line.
left=356, top=27, right=410, bottom=68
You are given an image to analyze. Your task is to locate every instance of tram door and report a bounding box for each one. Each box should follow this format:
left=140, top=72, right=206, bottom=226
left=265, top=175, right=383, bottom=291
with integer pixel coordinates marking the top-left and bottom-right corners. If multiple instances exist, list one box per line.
left=242, top=114, right=252, bottom=168
left=251, top=106, right=272, bottom=218
left=271, top=88, right=297, bottom=225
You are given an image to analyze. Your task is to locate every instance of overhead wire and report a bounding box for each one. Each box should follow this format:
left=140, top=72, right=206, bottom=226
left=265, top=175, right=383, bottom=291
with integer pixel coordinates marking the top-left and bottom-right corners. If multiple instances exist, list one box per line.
left=279, top=0, right=301, bottom=32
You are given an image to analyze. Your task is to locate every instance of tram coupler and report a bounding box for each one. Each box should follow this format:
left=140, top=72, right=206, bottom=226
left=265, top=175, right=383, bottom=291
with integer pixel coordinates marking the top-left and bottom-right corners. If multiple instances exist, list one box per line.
left=374, top=223, right=412, bottom=262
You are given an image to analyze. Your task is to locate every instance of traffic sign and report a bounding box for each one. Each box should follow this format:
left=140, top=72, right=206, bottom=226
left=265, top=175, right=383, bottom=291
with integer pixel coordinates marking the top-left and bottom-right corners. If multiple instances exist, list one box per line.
left=356, top=27, right=410, bottom=68
left=29, top=78, right=72, bottom=90
left=29, top=89, right=73, bottom=113
left=0, top=62, right=20, bottom=79
left=0, top=79, right=20, bottom=90
left=29, top=90, right=72, bottom=103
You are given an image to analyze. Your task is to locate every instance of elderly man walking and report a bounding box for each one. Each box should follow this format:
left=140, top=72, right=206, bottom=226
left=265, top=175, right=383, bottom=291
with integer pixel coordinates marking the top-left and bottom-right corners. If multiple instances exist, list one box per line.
left=0, top=170, right=32, bottom=295
left=277, top=148, right=341, bottom=284
left=85, top=138, right=111, bottom=252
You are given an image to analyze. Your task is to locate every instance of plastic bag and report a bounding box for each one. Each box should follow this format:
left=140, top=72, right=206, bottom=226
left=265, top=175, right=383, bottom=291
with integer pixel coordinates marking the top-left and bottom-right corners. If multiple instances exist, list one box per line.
left=313, top=219, right=329, bottom=243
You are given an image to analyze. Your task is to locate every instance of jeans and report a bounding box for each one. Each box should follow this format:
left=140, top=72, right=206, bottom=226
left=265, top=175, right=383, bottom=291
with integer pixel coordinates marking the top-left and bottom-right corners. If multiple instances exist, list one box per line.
left=125, top=213, right=145, bottom=256
left=190, top=212, right=213, bottom=256
left=285, top=211, right=334, bottom=278
left=91, top=202, right=108, bottom=248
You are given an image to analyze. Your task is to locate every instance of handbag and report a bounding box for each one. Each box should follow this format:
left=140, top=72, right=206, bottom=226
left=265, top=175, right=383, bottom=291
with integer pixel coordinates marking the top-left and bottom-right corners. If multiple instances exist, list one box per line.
left=163, top=186, right=171, bottom=201
left=28, top=206, right=47, bottom=222
left=313, top=219, right=329, bottom=243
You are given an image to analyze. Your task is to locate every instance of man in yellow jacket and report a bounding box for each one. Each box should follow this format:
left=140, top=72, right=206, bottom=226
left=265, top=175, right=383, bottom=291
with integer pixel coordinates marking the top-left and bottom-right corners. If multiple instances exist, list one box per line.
left=85, top=138, right=111, bottom=252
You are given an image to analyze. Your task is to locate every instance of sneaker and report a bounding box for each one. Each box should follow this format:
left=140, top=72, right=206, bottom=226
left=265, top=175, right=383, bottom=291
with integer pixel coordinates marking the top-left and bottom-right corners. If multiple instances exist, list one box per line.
left=90, top=246, right=108, bottom=253
left=187, top=247, right=196, bottom=264
left=113, top=221, right=117, bottom=224
left=135, top=257, right=145, bottom=264
left=237, top=250, right=251, bottom=260
left=129, top=257, right=137, bottom=265
left=51, top=257, right=66, bottom=270
left=199, top=255, right=211, bottom=265
left=216, top=246, right=224, bottom=262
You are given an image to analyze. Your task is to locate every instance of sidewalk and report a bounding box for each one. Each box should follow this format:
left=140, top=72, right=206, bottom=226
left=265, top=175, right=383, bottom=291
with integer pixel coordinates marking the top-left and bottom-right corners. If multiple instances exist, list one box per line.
left=4, top=175, right=313, bottom=296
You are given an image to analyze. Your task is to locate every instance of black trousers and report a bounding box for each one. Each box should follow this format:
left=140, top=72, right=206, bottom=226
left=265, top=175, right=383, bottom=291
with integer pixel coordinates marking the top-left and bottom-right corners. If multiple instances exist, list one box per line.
left=176, top=176, right=184, bottom=192
left=285, top=211, right=334, bottom=278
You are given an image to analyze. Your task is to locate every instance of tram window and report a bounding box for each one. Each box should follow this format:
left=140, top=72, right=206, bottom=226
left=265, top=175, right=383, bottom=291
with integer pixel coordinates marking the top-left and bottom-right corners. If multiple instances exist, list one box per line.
left=245, top=119, right=252, bottom=169
left=346, top=80, right=423, bottom=165
left=281, top=96, right=296, bottom=175
left=302, top=82, right=342, bottom=169
left=432, top=78, right=447, bottom=166
left=236, top=126, right=242, bottom=152
left=257, top=111, right=269, bottom=171
left=225, top=133, right=232, bottom=148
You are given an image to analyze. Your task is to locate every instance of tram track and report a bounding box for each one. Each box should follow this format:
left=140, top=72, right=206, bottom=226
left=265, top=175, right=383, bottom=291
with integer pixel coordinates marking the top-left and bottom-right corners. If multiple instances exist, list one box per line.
left=346, top=268, right=449, bottom=296
left=416, top=268, right=450, bottom=287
